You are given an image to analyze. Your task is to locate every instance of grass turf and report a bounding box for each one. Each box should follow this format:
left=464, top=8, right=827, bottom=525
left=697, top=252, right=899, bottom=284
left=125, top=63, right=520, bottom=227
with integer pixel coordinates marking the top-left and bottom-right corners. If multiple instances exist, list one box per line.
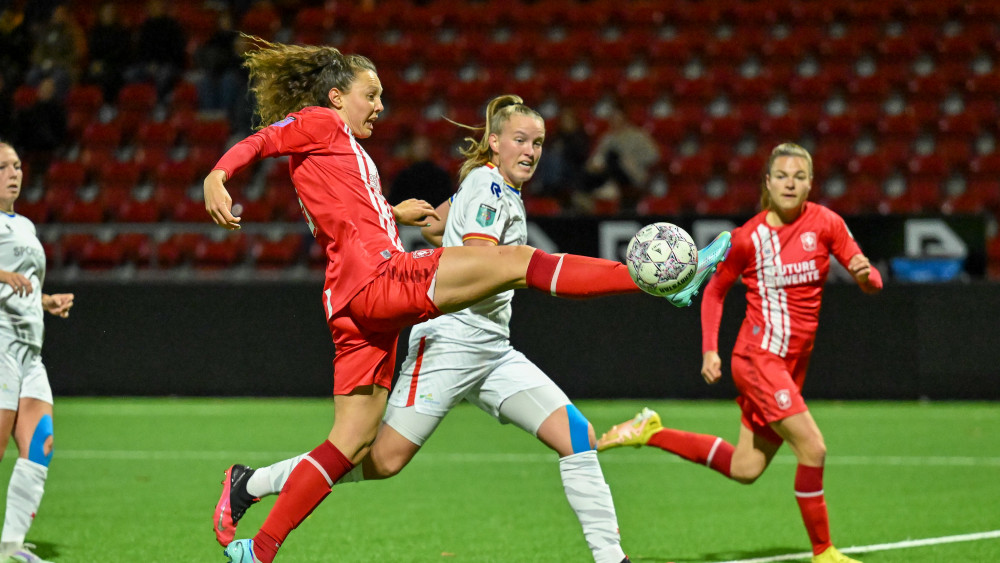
left=3, top=398, right=998, bottom=562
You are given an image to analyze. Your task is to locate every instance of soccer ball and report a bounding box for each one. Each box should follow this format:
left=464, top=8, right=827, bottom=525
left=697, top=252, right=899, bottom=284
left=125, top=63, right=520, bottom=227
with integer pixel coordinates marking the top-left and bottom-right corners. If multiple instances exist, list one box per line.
left=625, top=222, right=699, bottom=296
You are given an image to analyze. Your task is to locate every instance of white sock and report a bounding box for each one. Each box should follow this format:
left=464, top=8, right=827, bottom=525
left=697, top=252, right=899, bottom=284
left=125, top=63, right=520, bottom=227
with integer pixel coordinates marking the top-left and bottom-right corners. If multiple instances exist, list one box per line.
left=559, top=450, right=626, bottom=563
left=245, top=454, right=305, bottom=498
left=245, top=453, right=366, bottom=499
left=1, top=458, right=47, bottom=545
left=334, top=463, right=365, bottom=486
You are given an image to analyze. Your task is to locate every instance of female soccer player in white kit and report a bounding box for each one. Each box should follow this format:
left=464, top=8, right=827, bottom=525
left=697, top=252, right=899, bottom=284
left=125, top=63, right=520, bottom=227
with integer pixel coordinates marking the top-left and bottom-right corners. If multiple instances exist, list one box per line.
left=214, top=95, right=652, bottom=563
left=0, top=142, right=74, bottom=563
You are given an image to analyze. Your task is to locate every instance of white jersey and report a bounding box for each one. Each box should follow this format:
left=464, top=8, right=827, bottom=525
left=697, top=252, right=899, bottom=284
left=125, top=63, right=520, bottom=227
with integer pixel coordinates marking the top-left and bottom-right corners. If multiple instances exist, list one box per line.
left=413, top=163, right=526, bottom=341
left=0, top=212, right=45, bottom=349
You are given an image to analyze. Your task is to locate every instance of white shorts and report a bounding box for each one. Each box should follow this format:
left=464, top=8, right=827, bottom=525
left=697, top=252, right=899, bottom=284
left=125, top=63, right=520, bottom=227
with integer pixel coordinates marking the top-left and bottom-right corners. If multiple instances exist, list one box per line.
left=0, top=339, right=53, bottom=411
left=387, top=328, right=570, bottom=445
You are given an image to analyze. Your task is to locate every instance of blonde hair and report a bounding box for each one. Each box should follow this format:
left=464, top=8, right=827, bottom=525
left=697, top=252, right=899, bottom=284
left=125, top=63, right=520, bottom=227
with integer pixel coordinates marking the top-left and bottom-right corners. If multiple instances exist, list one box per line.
left=241, top=35, right=377, bottom=128
left=455, top=94, right=544, bottom=184
left=761, top=142, right=813, bottom=210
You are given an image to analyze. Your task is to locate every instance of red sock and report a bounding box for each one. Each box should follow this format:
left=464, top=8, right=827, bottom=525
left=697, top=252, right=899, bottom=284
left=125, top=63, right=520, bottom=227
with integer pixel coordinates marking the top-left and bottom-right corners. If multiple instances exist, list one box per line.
left=253, top=441, right=354, bottom=562
left=647, top=429, right=734, bottom=478
left=794, top=464, right=832, bottom=555
left=525, top=249, right=639, bottom=298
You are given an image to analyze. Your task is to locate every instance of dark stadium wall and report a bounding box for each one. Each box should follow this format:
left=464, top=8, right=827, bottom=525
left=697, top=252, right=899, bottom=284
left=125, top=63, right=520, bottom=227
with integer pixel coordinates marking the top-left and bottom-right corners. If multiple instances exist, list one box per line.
left=42, top=281, right=1000, bottom=400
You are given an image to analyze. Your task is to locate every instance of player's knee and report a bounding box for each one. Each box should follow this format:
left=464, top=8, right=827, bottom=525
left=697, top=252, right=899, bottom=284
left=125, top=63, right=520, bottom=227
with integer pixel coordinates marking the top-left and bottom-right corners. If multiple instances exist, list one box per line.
left=565, top=404, right=593, bottom=455
left=730, top=456, right=767, bottom=484
left=28, top=414, right=54, bottom=467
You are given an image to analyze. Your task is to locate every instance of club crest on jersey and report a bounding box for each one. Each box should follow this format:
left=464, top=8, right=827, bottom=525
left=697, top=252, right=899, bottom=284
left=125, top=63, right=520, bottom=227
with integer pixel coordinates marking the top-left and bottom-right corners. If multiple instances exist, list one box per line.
left=476, top=204, right=497, bottom=227
left=270, top=116, right=296, bottom=127
left=774, top=389, right=792, bottom=410
left=412, top=249, right=434, bottom=259
left=800, top=232, right=817, bottom=252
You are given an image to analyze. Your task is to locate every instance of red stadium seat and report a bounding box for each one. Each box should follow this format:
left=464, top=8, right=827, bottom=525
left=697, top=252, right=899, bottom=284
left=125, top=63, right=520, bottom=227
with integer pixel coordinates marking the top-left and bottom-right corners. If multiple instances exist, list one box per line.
left=64, top=84, right=105, bottom=138
left=112, top=196, right=161, bottom=223
left=193, top=232, right=247, bottom=269
left=79, top=121, right=123, bottom=174
left=77, top=234, right=127, bottom=269
left=12, top=85, right=36, bottom=110
left=637, top=194, right=681, bottom=217
left=116, top=232, right=154, bottom=266
left=116, top=82, right=158, bottom=133
left=252, top=232, right=305, bottom=269
left=169, top=80, right=200, bottom=113
left=54, top=195, right=105, bottom=223
left=523, top=196, right=562, bottom=217
left=156, top=232, right=201, bottom=268
left=186, top=119, right=231, bottom=151
left=44, top=160, right=87, bottom=191
left=238, top=3, right=280, bottom=40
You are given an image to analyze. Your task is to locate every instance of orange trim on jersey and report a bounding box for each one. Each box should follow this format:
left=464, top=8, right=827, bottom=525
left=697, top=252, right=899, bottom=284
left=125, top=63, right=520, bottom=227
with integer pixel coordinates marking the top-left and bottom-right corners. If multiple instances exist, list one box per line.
left=405, top=336, right=427, bottom=407
left=463, top=233, right=499, bottom=244
left=483, top=162, right=520, bottom=194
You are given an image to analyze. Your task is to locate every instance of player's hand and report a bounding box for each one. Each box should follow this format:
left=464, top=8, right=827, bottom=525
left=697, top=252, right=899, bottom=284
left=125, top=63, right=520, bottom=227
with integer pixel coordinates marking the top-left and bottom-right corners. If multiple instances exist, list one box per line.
left=701, top=351, right=722, bottom=384
left=204, top=169, right=242, bottom=230
left=43, top=293, right=74, bottom=318
left=848, top=254, right=871, bottom=285
left=0, top=271, right=33, bottom=297
left=393, top=198, right=440, bottom=227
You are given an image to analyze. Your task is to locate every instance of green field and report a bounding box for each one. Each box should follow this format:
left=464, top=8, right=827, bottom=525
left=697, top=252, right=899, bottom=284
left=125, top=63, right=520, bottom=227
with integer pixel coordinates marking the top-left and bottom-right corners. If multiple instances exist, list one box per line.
left=4, top=399, right=998, bottom=562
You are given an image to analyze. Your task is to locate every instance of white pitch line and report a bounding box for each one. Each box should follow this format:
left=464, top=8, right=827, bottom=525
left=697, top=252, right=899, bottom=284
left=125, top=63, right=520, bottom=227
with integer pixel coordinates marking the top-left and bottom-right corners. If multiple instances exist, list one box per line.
left=49, top=450, right=1000, bottom=467
left=713, top=530, right=1000, bottom=563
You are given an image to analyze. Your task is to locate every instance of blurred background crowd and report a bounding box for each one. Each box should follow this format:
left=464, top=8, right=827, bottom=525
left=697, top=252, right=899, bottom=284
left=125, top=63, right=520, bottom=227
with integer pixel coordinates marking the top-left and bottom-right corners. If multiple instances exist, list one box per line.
left=1, top=0, right=998, bottom=277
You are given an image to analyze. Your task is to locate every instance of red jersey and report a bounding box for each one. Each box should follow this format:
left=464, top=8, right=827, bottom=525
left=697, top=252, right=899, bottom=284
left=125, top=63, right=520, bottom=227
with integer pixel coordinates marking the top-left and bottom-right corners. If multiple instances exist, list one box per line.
left=213, top=107, right=403, bottom=317
left=701, top=203, right=867, bottom=358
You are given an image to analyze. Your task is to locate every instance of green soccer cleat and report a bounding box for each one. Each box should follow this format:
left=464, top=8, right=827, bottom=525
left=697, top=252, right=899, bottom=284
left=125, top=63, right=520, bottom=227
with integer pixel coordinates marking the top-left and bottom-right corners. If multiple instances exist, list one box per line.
left=666, top=231, right=731, bottom=308
left=812, top=546, right=862, bottom=563
left=224, top=539, right=262, bottom=563
left=596, top=408, right=663, bottom=452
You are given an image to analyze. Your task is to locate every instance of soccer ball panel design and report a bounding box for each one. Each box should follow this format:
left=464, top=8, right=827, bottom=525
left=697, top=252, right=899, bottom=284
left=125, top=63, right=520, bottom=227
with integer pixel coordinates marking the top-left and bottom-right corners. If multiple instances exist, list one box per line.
left=626, top=222, right=698, bottom=296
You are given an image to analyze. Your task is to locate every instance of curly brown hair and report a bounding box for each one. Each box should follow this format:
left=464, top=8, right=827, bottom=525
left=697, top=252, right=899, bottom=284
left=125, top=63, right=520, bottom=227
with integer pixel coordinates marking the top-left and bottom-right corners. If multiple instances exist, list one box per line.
left=454, top=94, right=544, bottom=184
left=241, top=35, right=377, bottom=128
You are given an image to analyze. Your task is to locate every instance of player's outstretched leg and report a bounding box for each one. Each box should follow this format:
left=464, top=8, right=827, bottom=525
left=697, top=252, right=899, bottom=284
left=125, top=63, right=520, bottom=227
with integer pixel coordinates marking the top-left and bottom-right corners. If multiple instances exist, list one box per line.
left=595, top=408, right=663, bottom=451
left=215, top=465, right=260, bottom=546
left=666, top=231, right=731, bottom=308
left=812, top=546, right=862, bottom=563
left=224, top=538, right=262, bottom=563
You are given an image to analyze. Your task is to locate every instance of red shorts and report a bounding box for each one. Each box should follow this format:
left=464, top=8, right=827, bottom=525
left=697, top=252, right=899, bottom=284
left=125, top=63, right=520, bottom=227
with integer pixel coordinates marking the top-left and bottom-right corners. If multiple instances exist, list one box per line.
left=327, top=248, right=444, bottom=395
left=730, top=340, right=812, bottom=444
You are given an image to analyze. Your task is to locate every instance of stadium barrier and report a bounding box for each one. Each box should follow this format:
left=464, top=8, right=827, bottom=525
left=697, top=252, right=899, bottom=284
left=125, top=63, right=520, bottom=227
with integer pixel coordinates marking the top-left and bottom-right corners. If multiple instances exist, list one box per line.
left=43, top=280, right=999, bottom=400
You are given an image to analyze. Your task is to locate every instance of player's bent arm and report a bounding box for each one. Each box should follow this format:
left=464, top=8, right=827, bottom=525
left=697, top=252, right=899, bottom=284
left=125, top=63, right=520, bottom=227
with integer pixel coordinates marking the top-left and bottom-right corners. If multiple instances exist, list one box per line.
left=848, top=253, right=883, bottom=294
left=0, top=270, right=32, bottom=296
left=203, top=169, right=241, bottom=230
left=42, top=293, right=74, bottom=318
left=701, top=351, right=722, bottom=384
left=393, top=198, right=440, bottom=228
left=420, top=200, right=451, bottom=247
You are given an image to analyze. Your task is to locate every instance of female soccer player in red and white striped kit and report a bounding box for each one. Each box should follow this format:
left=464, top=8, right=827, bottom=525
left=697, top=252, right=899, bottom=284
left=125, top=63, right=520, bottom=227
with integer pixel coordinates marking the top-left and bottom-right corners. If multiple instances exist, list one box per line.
left=203, top=38, right=727, bottom=563
left=597, top=143, right=882, bottom=563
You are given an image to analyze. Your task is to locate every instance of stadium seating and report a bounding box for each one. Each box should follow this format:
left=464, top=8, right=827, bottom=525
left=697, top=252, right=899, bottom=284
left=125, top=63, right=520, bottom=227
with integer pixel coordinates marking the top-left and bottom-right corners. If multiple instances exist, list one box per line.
left=19, top=0, right=1000, bottom=276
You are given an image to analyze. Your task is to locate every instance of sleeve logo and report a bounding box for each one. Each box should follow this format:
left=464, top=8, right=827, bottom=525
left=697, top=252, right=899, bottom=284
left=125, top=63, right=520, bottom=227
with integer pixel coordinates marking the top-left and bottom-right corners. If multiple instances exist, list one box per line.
left=270, top=116, right=296, bottom=127
left=476, top=204, right=497, bottom=227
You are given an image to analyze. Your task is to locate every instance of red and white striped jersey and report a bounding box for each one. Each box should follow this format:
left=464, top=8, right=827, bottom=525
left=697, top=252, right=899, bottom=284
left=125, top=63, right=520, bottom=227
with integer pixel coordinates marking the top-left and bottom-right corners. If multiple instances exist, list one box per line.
left=701, top=203, right=865, bottom=358
left=213, top=106, right=403, bottom=318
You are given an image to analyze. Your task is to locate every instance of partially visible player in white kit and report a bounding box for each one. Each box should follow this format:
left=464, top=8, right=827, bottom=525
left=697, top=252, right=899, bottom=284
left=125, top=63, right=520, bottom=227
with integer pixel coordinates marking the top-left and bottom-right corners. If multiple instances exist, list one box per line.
left=214, top=95, right=634, bottom=563
left=0, top=142, right=74, bottom=563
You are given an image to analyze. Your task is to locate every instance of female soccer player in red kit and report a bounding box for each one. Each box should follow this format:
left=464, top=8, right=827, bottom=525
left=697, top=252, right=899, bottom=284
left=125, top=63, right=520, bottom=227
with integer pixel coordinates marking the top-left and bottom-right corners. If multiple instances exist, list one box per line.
left=597, top=143, right=882, bottom=563
left=203, top=38, right=728, bottom=563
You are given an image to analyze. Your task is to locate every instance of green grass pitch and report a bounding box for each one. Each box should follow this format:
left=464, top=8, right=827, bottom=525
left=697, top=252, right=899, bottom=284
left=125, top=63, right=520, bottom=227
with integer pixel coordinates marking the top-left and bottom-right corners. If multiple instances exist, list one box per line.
left=4, top=398, right=998, bottom=562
